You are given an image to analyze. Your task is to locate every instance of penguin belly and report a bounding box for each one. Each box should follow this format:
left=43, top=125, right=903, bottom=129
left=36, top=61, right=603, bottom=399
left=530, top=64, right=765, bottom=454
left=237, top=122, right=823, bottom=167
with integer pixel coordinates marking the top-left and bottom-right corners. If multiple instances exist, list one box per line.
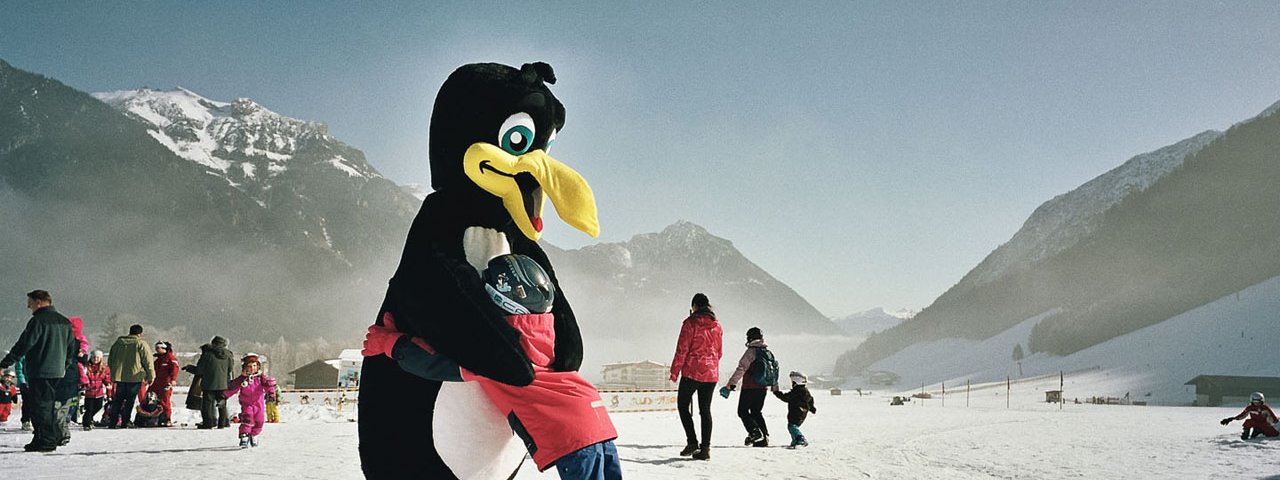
left=433, top=381, right=526, bottom=479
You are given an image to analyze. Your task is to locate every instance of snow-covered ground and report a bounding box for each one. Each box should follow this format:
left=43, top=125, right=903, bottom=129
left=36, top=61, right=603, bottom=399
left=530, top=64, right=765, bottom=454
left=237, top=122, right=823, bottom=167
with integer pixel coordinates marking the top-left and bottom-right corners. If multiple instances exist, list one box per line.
left=868, top=275, right=1280, bottom=406
left=2, top=388, right=1272, bottom=479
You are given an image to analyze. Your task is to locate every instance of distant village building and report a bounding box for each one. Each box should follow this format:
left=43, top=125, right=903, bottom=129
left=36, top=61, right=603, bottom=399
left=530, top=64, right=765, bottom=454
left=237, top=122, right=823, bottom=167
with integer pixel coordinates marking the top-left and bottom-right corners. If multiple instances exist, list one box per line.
left=1185, top=375, right=1280, bottom=407
left=1045, top=390, right=1063, bottom=404
left=289, top=349, right=363, bottom=389
left=600, top=361, right=676, bottom=390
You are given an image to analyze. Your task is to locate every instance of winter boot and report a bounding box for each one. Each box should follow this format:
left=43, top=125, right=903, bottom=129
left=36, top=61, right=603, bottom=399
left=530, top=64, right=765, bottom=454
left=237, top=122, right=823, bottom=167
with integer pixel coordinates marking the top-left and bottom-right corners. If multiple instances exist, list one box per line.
left=752, top=435, right=769, bottom=447
left=692, top=445, right=710, bottom=461
left=679, top=442, right=699, bottom=456
left=744, top=429, right=763, bottom=445
left=250, top=435, right=259, bottom=447
left=239, top=434, right=250, bottom=448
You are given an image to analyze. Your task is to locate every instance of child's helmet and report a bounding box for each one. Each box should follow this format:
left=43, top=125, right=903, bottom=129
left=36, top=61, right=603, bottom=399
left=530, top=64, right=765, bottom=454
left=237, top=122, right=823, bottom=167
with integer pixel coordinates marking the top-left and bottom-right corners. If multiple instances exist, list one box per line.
left=1252, top=392, right=1265, bottom=403
left=483, top=254, right=555, bottom=314
left=145, top=391, right=158, bottom=403
left=242, top=354, right=261, bottom=367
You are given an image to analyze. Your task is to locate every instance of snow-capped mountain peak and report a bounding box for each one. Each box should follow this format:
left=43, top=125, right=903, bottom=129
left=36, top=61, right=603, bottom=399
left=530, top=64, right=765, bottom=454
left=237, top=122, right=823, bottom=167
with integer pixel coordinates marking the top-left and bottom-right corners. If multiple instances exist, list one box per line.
left=92, top=87, right=378, bottom=203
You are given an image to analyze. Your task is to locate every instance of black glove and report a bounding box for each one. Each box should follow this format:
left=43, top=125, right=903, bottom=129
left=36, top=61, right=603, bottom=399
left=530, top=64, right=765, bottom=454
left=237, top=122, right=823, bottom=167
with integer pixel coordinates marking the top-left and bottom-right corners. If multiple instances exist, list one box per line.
left=1221, top=417, right=1233, bottom=425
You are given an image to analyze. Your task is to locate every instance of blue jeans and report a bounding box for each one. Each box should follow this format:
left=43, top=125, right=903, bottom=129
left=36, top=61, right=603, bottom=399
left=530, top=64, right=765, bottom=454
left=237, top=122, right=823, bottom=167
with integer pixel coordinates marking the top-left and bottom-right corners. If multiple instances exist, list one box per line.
left=555, top=440, right=622, bottom=480
left=787, top=423, right=807, bottom=445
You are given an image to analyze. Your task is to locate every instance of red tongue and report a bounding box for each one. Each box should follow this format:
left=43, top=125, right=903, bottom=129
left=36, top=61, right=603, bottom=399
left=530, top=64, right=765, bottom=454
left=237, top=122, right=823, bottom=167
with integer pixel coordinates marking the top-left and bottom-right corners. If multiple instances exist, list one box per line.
left=532, top=216, right=543, bottom=233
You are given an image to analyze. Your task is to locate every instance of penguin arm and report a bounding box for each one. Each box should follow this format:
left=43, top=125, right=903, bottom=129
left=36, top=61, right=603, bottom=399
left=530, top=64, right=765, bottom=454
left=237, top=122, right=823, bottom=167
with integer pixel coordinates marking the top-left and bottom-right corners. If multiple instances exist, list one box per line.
left=387, top=246, right=535, bottom=387
left=513, top=238, right=584, bottom=372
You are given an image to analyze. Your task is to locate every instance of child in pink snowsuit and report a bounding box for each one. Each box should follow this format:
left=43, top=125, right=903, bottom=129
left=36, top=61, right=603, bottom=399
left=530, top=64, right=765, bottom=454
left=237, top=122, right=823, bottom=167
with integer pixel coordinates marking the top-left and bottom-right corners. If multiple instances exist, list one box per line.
left=223, top=354, right=276, bottom=448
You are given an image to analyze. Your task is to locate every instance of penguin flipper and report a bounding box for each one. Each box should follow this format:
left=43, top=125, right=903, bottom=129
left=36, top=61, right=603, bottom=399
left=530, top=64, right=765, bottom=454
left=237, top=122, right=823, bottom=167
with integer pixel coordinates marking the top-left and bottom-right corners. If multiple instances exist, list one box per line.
left=387, top=250, right=535, bottom=387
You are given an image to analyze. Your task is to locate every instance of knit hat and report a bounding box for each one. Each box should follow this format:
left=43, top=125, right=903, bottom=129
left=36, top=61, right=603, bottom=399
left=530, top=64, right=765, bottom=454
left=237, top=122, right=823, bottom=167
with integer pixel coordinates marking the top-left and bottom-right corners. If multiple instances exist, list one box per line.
left=789, top=371, right=807, bottom=385
left=691, top=293, right=709, bottom=308
left=212, top=336, right=228, bottom=348
left=746, top=327, right=763, bottom=341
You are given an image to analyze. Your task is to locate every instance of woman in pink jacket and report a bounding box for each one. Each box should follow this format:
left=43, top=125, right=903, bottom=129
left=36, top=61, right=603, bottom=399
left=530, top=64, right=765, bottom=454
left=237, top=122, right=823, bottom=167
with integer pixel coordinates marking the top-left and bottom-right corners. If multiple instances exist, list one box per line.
left=223, top=354, right=276, bottom=448
left=669, top=292, right=723, bottom=460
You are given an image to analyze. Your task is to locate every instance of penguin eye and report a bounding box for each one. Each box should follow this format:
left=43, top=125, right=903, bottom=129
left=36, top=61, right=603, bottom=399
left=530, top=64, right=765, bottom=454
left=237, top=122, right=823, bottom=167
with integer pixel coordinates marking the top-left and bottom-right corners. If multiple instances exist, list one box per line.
left=498, top=112, right=536, bottom=156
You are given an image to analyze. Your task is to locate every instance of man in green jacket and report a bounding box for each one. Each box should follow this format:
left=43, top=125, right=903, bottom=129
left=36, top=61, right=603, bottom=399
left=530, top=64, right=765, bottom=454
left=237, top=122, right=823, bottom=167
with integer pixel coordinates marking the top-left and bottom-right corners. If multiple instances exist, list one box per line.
left=106, top=324, right=154, bottom=428
left=0, top=290, right=77, bottom=452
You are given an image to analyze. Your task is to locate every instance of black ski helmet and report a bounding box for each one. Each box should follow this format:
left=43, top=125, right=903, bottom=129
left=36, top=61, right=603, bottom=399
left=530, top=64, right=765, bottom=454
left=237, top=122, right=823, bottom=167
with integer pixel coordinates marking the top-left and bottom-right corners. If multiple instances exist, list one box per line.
left=484, top=253, right=556, bottom=314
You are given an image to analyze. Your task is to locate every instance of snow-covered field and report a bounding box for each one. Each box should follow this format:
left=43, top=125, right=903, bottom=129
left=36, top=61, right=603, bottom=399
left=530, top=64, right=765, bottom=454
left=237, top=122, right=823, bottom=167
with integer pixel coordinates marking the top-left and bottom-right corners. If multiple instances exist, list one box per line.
left=2, top=388, right=1273, bottom=479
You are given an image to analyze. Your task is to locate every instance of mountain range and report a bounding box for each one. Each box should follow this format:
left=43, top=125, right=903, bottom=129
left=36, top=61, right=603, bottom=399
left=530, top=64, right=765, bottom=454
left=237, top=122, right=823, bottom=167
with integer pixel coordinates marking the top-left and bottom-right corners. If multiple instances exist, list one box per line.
left=836, top=98, right=1280, bottom=382
left=0, top=59, right=846, bottom=378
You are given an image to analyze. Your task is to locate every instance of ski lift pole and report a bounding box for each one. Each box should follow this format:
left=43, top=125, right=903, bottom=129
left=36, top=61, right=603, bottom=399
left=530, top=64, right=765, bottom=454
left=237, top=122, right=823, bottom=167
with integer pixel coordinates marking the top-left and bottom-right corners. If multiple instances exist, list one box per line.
left=1006, top=376, right=1010, bottom=409
left=1060, top=370, right=1064, bottom=411
left=942, top=381, right=945, bottom=407
left=966, top=379, right=970, bottom=407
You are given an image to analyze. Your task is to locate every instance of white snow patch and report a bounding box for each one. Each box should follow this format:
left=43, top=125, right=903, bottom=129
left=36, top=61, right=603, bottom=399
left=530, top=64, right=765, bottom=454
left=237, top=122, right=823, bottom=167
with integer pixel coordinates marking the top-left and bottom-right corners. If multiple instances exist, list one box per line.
left=2, top=389, right=1271, bottom=479
left=329, top=155, right=367, bottom=178
left=868, top=275, right=1280, bottom=406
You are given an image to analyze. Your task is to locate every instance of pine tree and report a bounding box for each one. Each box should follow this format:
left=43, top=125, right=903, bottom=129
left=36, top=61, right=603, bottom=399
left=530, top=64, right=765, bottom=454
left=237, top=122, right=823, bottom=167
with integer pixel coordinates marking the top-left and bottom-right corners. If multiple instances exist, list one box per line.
left=1012, top=343, right=1024, bottom=361
left=99, top=313, right=123, bottom=349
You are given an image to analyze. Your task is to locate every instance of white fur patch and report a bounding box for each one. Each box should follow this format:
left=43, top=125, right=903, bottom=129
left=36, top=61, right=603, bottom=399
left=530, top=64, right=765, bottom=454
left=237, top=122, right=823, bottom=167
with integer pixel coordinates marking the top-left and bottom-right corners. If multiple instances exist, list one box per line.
left=433, top=382, right=526, bottom=480
left=463, top=227, right=511, bottom=276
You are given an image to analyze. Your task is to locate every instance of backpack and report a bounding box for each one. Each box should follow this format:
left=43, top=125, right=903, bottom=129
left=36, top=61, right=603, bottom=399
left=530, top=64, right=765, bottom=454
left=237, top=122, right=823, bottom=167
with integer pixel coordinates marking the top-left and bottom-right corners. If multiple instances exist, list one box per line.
left=748, top=347, right=779, bottom=386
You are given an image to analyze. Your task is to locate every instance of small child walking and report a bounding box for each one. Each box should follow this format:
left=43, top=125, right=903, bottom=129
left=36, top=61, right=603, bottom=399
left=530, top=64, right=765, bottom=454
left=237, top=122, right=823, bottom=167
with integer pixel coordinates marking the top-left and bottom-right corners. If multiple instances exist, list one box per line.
left=773, top=371, right=817, bottom=448
left=1221, top=391, right=1278, bottom=440
left=265, top=381, right=282, bottom=423
left=223, top=354, right=277, bottom=448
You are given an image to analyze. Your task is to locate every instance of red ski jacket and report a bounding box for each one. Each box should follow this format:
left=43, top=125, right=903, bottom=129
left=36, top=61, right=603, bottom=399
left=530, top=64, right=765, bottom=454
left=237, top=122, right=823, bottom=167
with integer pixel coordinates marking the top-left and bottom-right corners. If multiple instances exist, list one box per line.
left=1233, top=403, right=1278, bottom=429
left=84, top=362, right=112, bottom=399
left=149, top=350, right=180, bottom=391
left=669, top=312, right=723, bottom=384
left=461, top=313, right=618, bottom=472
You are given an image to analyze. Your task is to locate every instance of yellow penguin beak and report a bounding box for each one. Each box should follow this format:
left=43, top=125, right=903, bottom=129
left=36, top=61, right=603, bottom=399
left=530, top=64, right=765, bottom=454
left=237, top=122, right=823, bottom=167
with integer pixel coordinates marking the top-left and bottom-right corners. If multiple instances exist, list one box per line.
left=462, top=142, right=599, bottom=241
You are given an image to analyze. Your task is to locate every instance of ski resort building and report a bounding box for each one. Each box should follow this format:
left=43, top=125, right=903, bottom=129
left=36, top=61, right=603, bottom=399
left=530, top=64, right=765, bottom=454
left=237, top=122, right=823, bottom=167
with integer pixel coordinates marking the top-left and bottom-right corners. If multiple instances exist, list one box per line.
left=289, top=349, right=363, bottom=389
left=600, top=361, right=676, bottom=390
left=1185, top=375, right=1280, bottom=407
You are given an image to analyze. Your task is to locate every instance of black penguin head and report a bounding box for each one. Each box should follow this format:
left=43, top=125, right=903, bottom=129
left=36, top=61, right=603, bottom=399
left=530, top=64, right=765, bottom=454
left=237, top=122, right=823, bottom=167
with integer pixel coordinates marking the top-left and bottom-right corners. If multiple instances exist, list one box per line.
left=428, top=62, right=598, bottom=241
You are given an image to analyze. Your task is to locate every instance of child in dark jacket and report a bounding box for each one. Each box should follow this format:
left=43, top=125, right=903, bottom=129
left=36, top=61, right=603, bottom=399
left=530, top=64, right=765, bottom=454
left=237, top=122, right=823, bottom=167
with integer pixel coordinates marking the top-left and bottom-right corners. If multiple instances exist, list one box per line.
left=773, top=371, right=817, bottom=448
left=363, top=253, right=619, bottom=479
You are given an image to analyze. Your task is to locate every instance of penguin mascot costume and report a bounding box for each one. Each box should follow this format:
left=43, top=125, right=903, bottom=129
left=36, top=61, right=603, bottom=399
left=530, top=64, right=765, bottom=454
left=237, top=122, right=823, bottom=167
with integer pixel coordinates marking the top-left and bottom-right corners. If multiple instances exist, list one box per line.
left=358, top=62, right=599, bottom=479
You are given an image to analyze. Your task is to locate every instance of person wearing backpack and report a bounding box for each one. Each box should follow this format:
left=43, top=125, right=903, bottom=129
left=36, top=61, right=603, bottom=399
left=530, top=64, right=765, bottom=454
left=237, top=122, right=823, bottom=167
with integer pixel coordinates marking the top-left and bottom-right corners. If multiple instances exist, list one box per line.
left=722, top=326, right=778, bottom=447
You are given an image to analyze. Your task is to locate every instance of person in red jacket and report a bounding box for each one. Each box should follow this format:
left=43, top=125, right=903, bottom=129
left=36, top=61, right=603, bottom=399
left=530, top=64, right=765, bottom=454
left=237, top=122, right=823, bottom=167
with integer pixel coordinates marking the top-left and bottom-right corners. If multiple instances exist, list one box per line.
left=81, top=351, right=112, bottom=430
left=1222, top=391, right=1279, bottom=440
left=669, top=292, right=724, bottom=460
left=147, top=341, right=179, bottom=426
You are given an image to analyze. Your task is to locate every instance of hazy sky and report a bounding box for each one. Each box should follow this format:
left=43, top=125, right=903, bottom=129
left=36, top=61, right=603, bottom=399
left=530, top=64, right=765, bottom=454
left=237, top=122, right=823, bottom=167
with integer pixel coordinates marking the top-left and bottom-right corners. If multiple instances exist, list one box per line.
left=4, top=1, right=1279, bottom=318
